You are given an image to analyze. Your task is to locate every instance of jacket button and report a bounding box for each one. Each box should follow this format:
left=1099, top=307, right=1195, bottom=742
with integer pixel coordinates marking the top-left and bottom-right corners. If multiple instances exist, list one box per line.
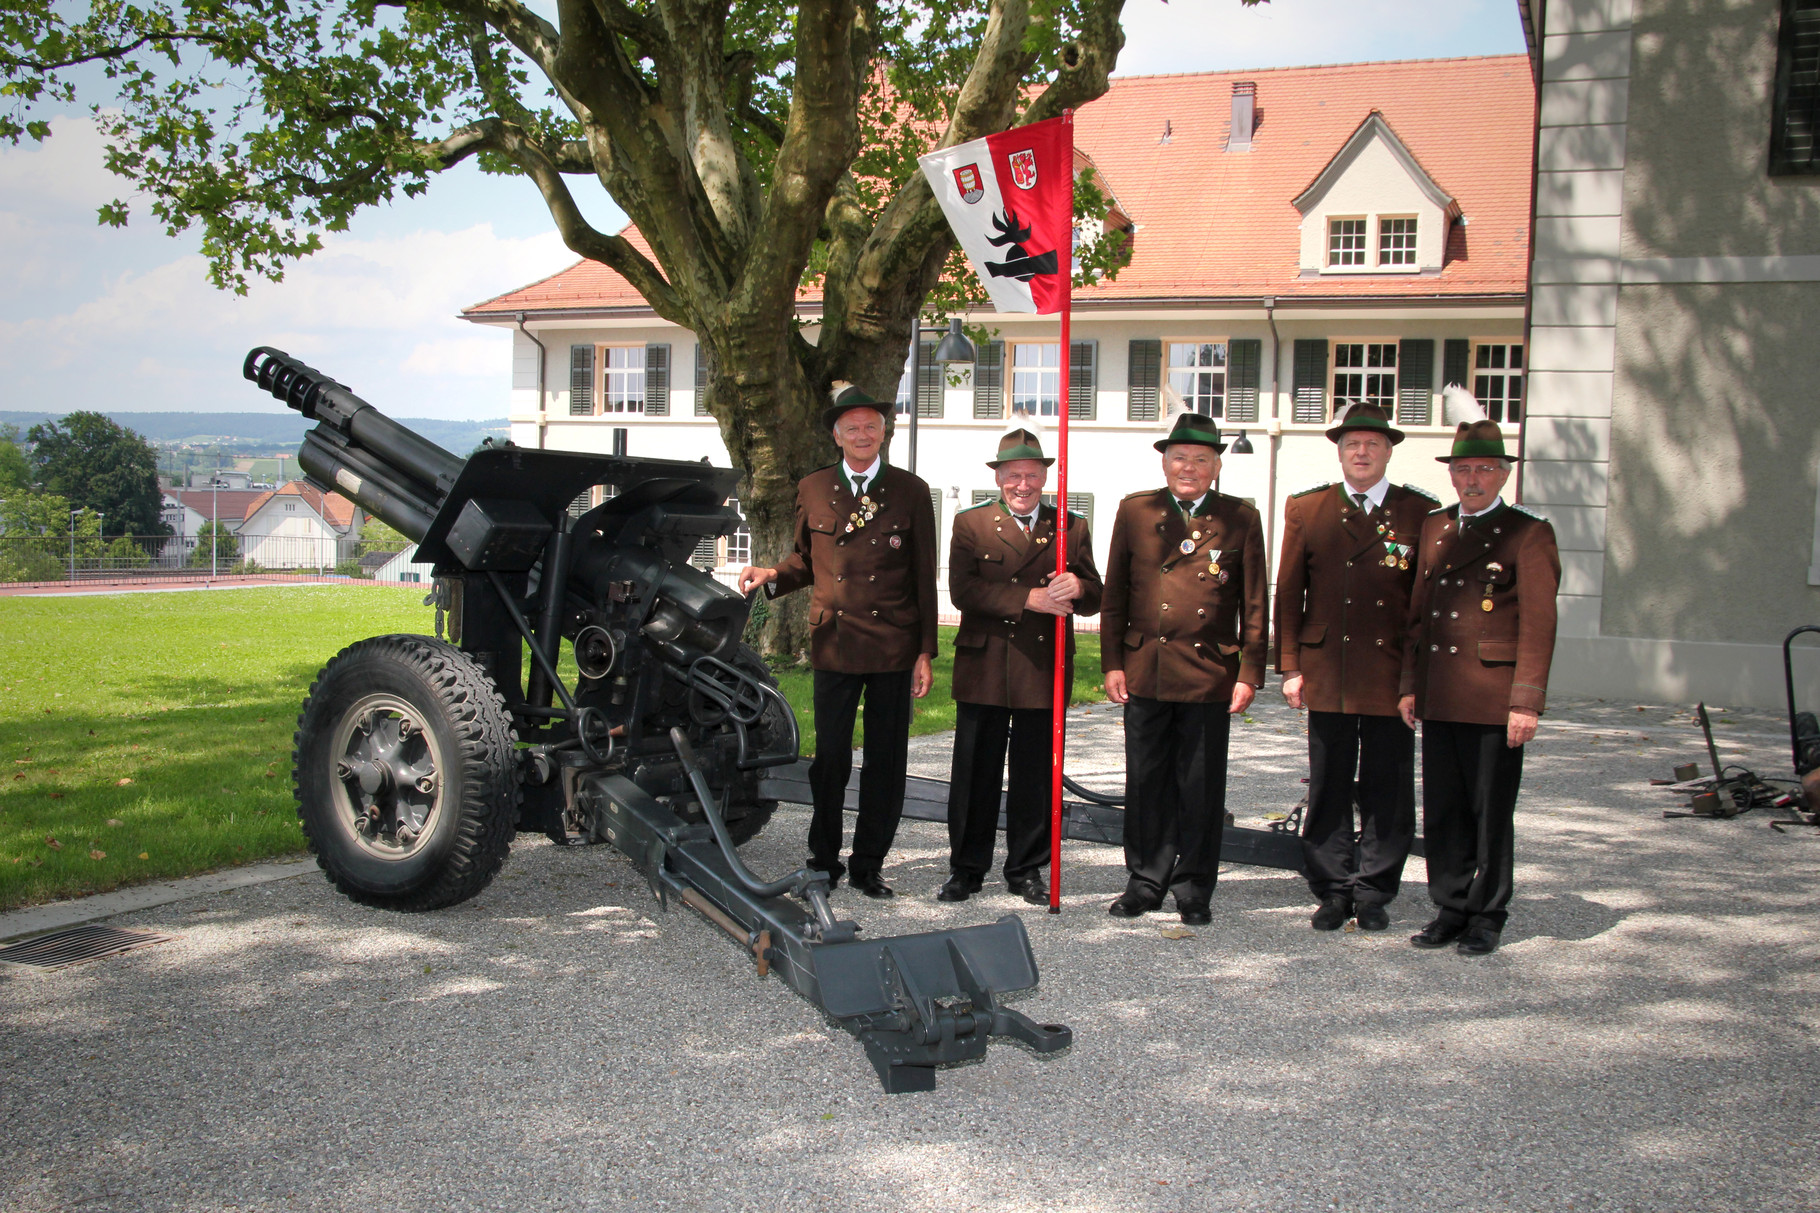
left=871, top=610, right=878, bottom=617
left=1197, top=608, right=1206, bottom=616
left=1345, top=598, right=1351, bottom=605
left=1194, top=642, right=1202, bottom=648
left=837, top=610, right=844, bottom=616
left=1012, top=577, right=1019, bottom=584
left=836, top=575, right=844, bottom=581
left=1376, top=639, right=1384, bottom=646
left=1450, top=611, right=1458, bottom=619
left=1432, top=610, right=1439, bottom=617
left=1449, top=646, right=1458, bottom=654
left=1159, top=636, right=1168, bottom=643
left=1161, top=603, right=1169, bottom=610
left=1376, top=600, right=1384, bottom=607
left=1346, top=560, right=1353, bottom=567
left=1431, top=644, right=1438, bottom=652
left=869, top=575, right=875, bottom=582
left=1343, top=635, right=1350, bottom=642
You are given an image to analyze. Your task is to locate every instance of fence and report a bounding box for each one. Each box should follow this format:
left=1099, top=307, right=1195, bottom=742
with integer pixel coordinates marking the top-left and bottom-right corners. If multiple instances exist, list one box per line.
left=1, top=532, right=363, bottom=584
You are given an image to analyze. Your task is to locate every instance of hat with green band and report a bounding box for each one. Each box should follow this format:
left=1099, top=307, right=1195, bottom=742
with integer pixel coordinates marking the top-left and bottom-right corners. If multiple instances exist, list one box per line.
left=821, top=381, right=893, bottom=430
left=1325, top=402, right=1406, bottom=445
left=986, top=428, right=1054, bottom=467
left=1153, top=412, right=1227, bottom=454
left=1436, top=419, right=1519, bottom=463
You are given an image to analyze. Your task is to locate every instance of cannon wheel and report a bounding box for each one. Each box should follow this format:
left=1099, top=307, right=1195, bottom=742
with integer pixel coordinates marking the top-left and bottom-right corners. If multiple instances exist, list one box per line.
left=293, top=634, right=520, bottom=911
left=721, top=642, right=783, bottom=846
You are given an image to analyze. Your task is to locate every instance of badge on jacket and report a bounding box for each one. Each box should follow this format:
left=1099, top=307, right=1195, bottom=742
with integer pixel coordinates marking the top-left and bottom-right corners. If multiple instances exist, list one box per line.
left=889, top=534, right=902, bottom=549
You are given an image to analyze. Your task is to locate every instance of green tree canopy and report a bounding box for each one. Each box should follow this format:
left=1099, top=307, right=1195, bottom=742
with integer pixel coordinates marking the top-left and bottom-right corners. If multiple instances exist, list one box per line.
left=0, top=425, right=31, bottom=493
left=25, top=412, right=169, bottom=536
left=2, top=0, right=1261, bottom=649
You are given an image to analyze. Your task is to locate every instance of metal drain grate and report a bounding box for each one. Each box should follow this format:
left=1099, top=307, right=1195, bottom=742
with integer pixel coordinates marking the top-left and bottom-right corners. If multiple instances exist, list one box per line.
left=0, top=925, right=175, bottom=970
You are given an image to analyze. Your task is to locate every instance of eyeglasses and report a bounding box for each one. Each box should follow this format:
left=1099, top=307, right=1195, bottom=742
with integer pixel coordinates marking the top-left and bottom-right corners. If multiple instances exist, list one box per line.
left=1450, top=463, right=1506, bottom=477
left=999, top=472, right=1045, bottom=485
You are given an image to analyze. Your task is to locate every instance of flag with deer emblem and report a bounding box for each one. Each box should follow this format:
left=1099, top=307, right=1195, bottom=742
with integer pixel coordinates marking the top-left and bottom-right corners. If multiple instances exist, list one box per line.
left=918, top=116, right=1073, bottom=314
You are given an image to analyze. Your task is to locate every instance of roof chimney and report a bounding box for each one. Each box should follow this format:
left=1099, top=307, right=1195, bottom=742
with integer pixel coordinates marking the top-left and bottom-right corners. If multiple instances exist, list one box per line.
left=1228, top=81, right=1255, bottom=152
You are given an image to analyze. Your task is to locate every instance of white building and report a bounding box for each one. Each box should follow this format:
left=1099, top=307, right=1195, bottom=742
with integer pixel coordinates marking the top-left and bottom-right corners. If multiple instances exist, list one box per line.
left=237, top=481, right=363, bottom=570
left=462, top=57, right=1535, bottom=619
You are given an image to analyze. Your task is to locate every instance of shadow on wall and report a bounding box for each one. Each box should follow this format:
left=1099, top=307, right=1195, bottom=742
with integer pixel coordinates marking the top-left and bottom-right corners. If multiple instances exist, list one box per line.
left=1599, top=0, right=1820, bottom=660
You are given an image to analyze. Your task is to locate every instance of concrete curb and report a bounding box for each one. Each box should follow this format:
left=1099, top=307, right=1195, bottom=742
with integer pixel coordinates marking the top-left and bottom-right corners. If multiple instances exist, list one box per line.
left=0, top=858, right=317, bottom=943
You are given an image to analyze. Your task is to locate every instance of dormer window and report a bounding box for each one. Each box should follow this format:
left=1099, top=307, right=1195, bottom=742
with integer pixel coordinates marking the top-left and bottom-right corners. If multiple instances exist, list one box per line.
left=1377, top=217, right=1417, bottom=267
left=1327, top=219, right=1366, bottom=268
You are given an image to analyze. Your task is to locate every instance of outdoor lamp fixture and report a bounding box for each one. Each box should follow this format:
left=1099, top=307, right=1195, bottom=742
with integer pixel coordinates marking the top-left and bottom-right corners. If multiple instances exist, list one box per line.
left=906, top=318, right=980, bottom=474
left=1226, top=429, right=1255, bottom=455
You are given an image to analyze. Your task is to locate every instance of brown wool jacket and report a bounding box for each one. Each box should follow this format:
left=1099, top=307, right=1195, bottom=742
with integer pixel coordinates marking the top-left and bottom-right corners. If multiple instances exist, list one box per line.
left=769, top=463, right=939, bottom=674
left=1275, top=481, right=1439, bottom=717
left=1101, top=488, right=1268, bottom=703
left=1400, top=500, right=1561, bottom=726
left=949, top=500, right=1103, bottom=710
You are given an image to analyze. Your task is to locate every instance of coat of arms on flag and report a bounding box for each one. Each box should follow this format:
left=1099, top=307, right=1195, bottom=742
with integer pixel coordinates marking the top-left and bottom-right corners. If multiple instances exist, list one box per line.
left=1009, top=148, right=1038, bottom=189
left=952, top=164, right=984, bottom=204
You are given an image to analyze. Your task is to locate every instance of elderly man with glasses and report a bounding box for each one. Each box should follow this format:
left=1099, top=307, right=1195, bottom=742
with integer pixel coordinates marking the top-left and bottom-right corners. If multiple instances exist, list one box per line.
left=938, top=427, right=1101, bottom=905
left=1398, top=420, right=1560, bottom=956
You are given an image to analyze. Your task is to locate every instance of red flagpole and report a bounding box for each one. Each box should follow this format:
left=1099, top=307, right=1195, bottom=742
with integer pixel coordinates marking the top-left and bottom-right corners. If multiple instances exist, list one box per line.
left=1049, top=110, right=1073, bottom=915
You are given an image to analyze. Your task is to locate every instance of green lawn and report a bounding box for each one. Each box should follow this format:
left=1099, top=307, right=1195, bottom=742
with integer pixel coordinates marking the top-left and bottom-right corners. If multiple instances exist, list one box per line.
left=1, top=586, right=1105, bottom=910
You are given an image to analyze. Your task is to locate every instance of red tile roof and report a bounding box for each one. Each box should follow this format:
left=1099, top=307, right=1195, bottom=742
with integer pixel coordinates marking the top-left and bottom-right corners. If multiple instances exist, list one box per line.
left=166, top=490, right=265, bottom=524
left=243, top=481, right=360, bottom=532
left=464, top=54, right=1533, bottom=318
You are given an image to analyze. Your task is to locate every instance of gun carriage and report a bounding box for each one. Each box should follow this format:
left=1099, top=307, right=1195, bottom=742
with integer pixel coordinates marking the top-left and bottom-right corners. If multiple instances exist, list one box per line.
left=244, top=347, right=1069, bottom=1091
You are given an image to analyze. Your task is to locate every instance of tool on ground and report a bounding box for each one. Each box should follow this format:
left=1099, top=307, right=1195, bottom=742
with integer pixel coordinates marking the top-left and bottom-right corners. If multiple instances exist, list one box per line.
left=242, top=347, right=1070, bottom=1090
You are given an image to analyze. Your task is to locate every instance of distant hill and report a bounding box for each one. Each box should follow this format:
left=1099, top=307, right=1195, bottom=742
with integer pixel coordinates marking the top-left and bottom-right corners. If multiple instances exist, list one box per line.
left=0, top=411, right=509, bottom=453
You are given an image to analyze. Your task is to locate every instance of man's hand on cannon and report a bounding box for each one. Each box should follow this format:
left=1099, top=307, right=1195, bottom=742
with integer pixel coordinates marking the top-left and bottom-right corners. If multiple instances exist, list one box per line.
left=738, top=566, right=776, bottom=595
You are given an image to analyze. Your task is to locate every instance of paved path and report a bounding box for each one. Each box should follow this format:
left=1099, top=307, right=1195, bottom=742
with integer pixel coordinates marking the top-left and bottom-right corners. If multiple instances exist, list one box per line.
left=3, top=691, right=1816, bottom=1211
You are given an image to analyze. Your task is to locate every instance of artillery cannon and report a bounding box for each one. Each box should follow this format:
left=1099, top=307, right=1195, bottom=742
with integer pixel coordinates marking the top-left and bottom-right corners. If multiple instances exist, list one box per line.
left=244, top=347, right=1069, bottom=1091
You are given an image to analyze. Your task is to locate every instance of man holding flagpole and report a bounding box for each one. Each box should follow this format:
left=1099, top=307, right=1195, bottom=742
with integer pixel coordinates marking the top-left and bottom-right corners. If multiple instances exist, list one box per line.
left=940, top=424, right=1101, bottom=904
left=920, top=110, right=1077, bottom=910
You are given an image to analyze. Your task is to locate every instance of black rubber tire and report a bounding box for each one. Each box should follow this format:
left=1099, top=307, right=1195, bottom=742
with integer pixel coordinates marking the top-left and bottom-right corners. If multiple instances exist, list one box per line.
left=293, top=635, right=520, bottom=911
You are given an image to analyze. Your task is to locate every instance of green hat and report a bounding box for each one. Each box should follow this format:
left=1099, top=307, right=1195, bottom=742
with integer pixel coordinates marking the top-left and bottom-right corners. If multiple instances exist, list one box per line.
left=1325, top=402, right=1406, bottom=445
left=1154, top=412, right=1227, bottom=454
left=986, top=428, right=1054, bottom=468
left=1436, top=419, right=1519, bottom=463
left=821, top=381, right=892, bottom=430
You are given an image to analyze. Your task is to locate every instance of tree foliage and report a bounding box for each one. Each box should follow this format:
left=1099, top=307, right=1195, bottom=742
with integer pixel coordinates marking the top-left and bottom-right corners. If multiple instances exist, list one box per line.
left=25, top=411, right=169, bottom=536
left=2, top=0, right=1263, bottom=650
left=0, top=425, right=30, bottom=493
left=187, top=520, right=239, bottom=566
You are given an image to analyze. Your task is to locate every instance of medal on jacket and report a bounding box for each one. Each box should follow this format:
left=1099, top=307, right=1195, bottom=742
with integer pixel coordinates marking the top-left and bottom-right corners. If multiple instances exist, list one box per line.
left=1207, top=549, right=1227, bottom=583
left=1482, top=561, right=1501, bottom=611
left=1179, top=538, right=1195, bottom=555
left=1380, top=522, right=1403, bottom=569
left=843, top=493, right=880, bottom=533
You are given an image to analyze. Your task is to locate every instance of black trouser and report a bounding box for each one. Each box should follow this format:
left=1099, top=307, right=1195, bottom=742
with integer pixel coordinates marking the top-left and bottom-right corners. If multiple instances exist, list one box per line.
left=1122, top=695, right=1231, bottom=908
left=946, top=702, right=1052, bottom=883
left=806, top=668, right=913, bottom=881
left=1301, top=710, right=1417, bottom=907
left=1421, top=719, right=1524, bottom=932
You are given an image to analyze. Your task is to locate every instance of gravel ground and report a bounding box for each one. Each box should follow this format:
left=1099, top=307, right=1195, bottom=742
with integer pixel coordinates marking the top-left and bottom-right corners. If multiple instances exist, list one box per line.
left=3, top=689, right=1817, bottom=1212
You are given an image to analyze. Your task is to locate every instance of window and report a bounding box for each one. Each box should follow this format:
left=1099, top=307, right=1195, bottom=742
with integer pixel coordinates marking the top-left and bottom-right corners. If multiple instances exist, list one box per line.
left=1473, top=343, right=1524, bottom=425
left=726, top=497, right=751, bottom=567
left=1167, top=342, right=1228, bottom=418
left=1327, top=218, right=1366, bottom=267
left=1010, top=343, right=1062, bottom=417
left=285, top=502, right=296, bottom=512
left=1332, top=342, right=1397, bottom=417
left=1378, top=217, right=1417, bottom=267
left=600, top=346, right=646, bottom=413
left=1771, top=0, right=1820, bottom=175
left=1040, top=492, right=1095, bottom=530
left=894, top=338, right=942, bottom=418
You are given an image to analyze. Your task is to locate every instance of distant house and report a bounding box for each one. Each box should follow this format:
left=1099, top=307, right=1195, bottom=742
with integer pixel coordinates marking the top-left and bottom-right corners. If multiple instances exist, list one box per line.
left=357, top=550, right=397, bottom=578
left=159, top=489, right=265, bottom=564
left=372, top=547, right=436, bottom=583
left=237, top=481, right=362, bottom=569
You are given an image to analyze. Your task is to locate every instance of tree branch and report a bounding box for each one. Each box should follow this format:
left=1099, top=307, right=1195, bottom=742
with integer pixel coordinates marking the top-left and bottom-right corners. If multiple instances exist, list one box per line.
left=0, top=30, right=229, bottom=72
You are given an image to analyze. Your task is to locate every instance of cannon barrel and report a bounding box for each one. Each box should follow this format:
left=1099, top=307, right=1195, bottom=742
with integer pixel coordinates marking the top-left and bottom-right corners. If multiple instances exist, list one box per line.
left=243, top=347, right=465, bottom=543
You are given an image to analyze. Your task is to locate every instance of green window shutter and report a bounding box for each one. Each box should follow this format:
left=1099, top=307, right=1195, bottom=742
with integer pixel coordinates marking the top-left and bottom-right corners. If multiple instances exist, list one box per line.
left=1771, top=1, right=1820, bottom=174
left=567, top=489, right=593, bottom=518
left=1443, top=338, right=1471, bottom=389
left=972, top=340, right=1004, bottom=419
left=644, top=343, right=670, bottom=416
left=929, top=487, right=943, bottom=529
left=1067, top=492, right=1093, bottom=532
left=694, top=341, right=711, bottom=416
left=1397, top=339, right=1434, bottom=425
left=569, top=344, right=594, bottom=416
left=972, top=490, right=996, bottom=506
left=917, top=339, right=944, bottom=418
left=1292, top=339, right=1328, bottom=423
left=1126, top=338, right=1161, bottom=421
left=1227, top=338, right=1262, bottom=423
left=1069, top=339, right=1098, bottom=420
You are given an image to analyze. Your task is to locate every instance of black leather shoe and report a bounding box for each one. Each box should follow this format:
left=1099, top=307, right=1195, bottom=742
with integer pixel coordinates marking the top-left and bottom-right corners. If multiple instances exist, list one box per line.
left=1456, top=927, right=1501, bottom=956
left=850, top=873, right=894, bottom=899
left=1410, top=917, right=1467, bottom=949
left=937, top=874, right=981, bottom=902
left=1108, top=891, right=1159, bottom=918
left=1005, top=875, right=1049, bottom=906
left=1310, top=895, right=1352, bottom=931
left=1355, top=903, right=1389, bottom=932
left=1178, top=903, right=1211, bottom=926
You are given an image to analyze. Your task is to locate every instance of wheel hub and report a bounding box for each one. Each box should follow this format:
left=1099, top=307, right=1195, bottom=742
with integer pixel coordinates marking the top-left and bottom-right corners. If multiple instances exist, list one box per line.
left=330, top=697, right=443, bottom=857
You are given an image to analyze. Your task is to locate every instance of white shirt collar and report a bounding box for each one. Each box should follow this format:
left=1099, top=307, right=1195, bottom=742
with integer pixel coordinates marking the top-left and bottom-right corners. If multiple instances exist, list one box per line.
left=842, top=454, right=882, bottom=487
left=1171, top=492, right=1208, bottom=515
left=1343, top=477, right=1390, bottom=510
left=1460, top=495, right=1504, bottom=519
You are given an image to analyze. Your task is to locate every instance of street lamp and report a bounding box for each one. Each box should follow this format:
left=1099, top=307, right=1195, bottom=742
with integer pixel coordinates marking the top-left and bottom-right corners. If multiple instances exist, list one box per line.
left=905, top=318, right=978, bottom=475
left=1226, top=430, right=1255, bottom=455
left=68, top=509, right=81, bottom=584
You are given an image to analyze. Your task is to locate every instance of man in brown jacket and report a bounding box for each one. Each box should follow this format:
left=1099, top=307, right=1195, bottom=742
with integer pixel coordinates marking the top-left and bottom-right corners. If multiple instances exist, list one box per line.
left=1102, top=413, right=1268, bottom=924
left=1399, top=420, right=1560, bottom=955
left=739, top=383, right=939, bottom=898
left=1275, top=403, right=1438, bottom=932
left=941, top=427, right=1102, bottom=905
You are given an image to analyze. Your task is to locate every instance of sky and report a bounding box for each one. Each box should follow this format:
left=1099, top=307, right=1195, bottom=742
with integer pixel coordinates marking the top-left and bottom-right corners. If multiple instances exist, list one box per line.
left=0, top=0, right=1527, bottom=422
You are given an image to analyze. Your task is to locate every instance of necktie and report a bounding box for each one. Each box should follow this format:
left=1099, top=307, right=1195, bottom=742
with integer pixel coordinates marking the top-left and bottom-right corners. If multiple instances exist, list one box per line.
left=852, top=474, right=866, bottom=498
left=1177, top=497, right=1196, bottom=519
left=1353, top=492, right=1368, bottom=513
left=1017, top=513, right=1034, bottom=533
